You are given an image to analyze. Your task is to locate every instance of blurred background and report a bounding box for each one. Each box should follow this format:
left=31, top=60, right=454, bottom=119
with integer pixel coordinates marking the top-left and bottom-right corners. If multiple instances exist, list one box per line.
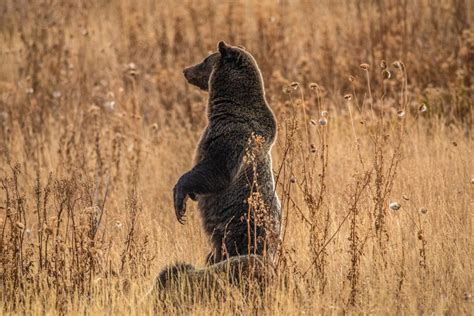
left=0, top=0, right=472, bottom=126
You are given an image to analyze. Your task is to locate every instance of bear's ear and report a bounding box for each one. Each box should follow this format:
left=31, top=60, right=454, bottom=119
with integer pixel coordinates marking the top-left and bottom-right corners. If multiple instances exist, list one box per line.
left=218, top=41, right=239, bottom=61
left=218, top=41, right=230, bottom=56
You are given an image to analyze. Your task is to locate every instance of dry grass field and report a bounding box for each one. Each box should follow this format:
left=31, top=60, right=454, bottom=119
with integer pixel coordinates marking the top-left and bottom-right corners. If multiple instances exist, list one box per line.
left=0, top=0, right=472, bottom=314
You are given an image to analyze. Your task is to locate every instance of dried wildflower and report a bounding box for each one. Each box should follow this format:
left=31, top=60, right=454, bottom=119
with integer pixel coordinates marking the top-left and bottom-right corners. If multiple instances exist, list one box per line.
left=310, top=119, right=317, bottom=126
left=321, top=110, right=328, bottom=117
left=283, top=86, right=292, bottom=94
left=309, top=82, right=319, bottom=90
left=359, top=63, right=370, bottom=70
left=344, top=94, right=352, bottom=101
left=419, top=207, right=428, bottom=214
left=380, top=60, right=388, bottom=69
left=16, top=222, right=25, bottom=230
left=290, top=82, right=299, bottom=90
left=103, top=101, right=115, bottom=112
left=127, top=62, right=139, bottom=76
left=348, top=75, right=355, bottom=82
left=419, top=104, right=428, bottom=113
left=115, top=221, right=123, bottom=229
left=382, top=69, right=391, bottom=79
left=319, top=118, right=328, bottom=126
left=392, top=61, right=405, bottom=70
left=310, top=143, right=317, bottom=153
left=290, top=176, right=297, bottom=184
left=389, top=202, right=401, bottom=211
left=397, top=110, right=405, bottom=118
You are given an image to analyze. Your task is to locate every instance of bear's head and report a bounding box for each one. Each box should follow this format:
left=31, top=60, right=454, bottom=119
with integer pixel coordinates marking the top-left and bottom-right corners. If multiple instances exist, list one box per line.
left=183, top=52, right=220, bottom=91
left=183, top=41, right=263, bottom=93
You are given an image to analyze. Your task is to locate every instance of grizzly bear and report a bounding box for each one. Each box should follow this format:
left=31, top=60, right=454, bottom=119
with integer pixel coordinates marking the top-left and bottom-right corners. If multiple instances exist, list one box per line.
left=174, top=41, right=281, bottom=265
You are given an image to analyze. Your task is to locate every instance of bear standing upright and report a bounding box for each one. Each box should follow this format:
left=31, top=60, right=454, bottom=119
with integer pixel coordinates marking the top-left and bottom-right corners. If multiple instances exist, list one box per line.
left=174, top=41, right=281, bottom=264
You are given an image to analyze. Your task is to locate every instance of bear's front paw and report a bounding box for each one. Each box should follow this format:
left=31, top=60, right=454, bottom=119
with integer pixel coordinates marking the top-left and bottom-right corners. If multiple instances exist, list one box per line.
left=173, top=182, right=188, bottom=224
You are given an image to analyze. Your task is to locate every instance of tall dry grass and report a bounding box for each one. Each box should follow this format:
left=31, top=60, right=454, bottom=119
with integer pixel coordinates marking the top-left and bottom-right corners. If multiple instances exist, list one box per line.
left=0, top=0, right=472, bottom=314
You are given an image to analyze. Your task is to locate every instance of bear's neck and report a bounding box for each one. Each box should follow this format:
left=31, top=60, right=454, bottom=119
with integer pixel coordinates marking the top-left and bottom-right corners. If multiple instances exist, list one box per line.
left=208, top=79, right=267, bottom=110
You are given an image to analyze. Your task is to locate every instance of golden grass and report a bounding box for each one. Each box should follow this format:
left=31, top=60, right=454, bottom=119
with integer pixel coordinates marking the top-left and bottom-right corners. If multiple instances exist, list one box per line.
left=0, top=0, right=472, bottom=314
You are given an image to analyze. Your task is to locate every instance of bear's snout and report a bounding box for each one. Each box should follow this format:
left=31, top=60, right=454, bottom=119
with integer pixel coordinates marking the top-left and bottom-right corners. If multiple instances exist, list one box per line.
left=183, top=68, right=190, bottom=80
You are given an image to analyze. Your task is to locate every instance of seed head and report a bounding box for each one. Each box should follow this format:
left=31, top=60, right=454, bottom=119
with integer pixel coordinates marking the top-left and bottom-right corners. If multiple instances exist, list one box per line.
left=126, top=63, right=139, bottom=76
left=321, top=110, right=328, bottom=117
left=360, top=63, right=370, bottom=70
left=380, top=60, right=388, bottom=69
left=290, top=176, right=297, bottom=184
left=283, top=86, right=292, bottom=94
left=392, top=61, right=405, bottom=70
left=103, top=100, right=115, bottom=112
left=419, top=104, right=428, bottom=113
left=389, top=202, right=401, bottom=211
left=348, top=75, right=355, bottom=82
left=319, top=118, right=328, bottom=126
left=397, top=110, right=405, bottom=118
left=16, top=222, right=24, bottom=230
left=310, top=143, right=317, bottom=153
left=344, top=94, right=352, bottom=101
left=310, top=119, right=317, bottom=126
left=419, top=207, right=428, bottom=214
left=290, top=82, right=299, bottom=90
left=309, top=82, right=319, bottom=90
left=382, top=69, right=391, bottom=79
left=53, top=91, right=61, bottom=98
